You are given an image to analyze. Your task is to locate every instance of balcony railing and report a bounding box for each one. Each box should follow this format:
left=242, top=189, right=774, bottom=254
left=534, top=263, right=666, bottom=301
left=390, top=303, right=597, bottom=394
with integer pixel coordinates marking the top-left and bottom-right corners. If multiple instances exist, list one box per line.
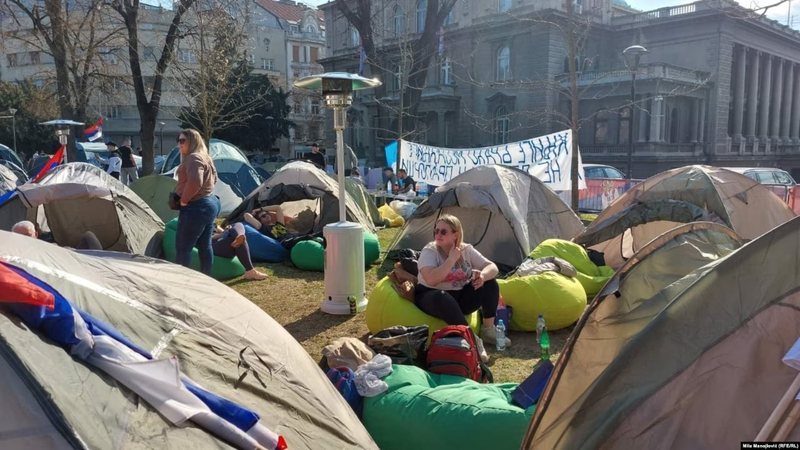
left=558, top=63, right=710, bottom=87
left=612, top=1, right=704, bottom=25
left=581, top=142, right=703, bottom=155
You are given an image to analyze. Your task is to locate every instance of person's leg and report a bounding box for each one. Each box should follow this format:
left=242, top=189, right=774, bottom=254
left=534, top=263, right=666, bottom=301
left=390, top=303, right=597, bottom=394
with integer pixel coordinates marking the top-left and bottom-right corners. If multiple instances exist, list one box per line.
left=175, top=205, right=205, bottom=270
left=195, top=196, right=220, bottom=276
left=77, top=231, right=103, bottom=250
left=457, top=279, right=507, bottom=345
left=231, top=222, right=245, bottom=248
left=128, top=167, right=139, bottom=184
left=414, top=285, right=469, bottom=326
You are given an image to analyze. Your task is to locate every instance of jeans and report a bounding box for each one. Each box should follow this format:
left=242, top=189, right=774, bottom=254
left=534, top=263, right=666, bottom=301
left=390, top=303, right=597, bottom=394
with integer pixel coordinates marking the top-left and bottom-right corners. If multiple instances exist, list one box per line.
left=176, top=195, right=221, bottom=275
left=120, top=167, right=139, bottom=186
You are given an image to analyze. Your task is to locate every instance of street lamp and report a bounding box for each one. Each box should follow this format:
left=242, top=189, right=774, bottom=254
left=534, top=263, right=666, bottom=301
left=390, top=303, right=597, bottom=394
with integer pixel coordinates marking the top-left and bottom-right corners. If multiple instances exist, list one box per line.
left=293, top=72, right=381, bottom=315
left=623, top=44, right=648, bottom=179
left=158, top=122, right=165, bottom=157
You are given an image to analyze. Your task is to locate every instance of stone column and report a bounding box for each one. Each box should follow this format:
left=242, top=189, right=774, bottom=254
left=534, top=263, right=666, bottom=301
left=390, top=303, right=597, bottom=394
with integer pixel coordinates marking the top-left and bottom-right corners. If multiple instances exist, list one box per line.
left=698, top=98, right=706, bottom=143
left=746, top=48, right=760, bottom=139
left=638, top=96, right=649, bottom=142
left=792, top=66, right=800, bottom=141
left=690, top=98, right=698, bottom=143
left=771, top=58, right=784, bottom=139
left=649, top=96, right=661, bottom=142
left=732, top=45, right=746, bottom=139
left=759, top=54, right=773, bottom=139
left=781, top=62, right=794, bottom=140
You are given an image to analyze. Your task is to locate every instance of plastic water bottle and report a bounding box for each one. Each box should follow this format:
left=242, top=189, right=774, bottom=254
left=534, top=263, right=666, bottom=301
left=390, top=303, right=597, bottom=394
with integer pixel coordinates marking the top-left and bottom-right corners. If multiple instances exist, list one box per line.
left=495, top=320, right=507, bottom=352
left=540, top=326, right=551, bottom=360
left=536, top=315, right=546, bottom=344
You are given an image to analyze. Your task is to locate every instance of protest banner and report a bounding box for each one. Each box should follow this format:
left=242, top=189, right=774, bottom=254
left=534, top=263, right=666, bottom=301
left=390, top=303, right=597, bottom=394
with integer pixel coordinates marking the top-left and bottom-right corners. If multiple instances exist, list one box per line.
left=396, top=130, right=585, bottom=191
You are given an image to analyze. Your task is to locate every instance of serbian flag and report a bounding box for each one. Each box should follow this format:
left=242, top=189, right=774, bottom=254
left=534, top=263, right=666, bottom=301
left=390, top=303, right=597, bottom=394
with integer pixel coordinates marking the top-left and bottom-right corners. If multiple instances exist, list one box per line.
left=31, top=145, right=65, bottom=183
left=83, top=118, right=103, bottom=142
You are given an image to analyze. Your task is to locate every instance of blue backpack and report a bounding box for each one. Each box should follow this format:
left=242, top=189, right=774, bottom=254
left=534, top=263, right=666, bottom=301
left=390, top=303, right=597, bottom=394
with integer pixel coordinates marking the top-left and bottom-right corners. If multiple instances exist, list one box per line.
left=326, top=367, right=363, bottom=417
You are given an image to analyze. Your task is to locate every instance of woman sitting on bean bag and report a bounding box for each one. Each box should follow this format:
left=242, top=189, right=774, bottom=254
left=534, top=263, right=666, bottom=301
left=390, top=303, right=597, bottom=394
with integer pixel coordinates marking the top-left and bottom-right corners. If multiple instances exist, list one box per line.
left=212, top=222, right=267, bottom=281
left=415, top=214, right=510, bottom=347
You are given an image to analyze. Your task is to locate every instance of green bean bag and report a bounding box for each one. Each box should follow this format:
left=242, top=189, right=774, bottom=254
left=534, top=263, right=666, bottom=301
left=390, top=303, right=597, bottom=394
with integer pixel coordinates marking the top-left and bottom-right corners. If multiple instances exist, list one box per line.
left=290, top=238, right=325, bottom=271
left=290, top=234, right=381, bottom=272
left=364, top=232, right=381, bottom=265
left=363, top=365, right=534, bottom=450
left=498, top=271, right=586, bottom=331
left=366, top=277, right=480, bottom=341
left=162, top=218, right=245, bottom=280
left=528, top=238, right=615, bottom=298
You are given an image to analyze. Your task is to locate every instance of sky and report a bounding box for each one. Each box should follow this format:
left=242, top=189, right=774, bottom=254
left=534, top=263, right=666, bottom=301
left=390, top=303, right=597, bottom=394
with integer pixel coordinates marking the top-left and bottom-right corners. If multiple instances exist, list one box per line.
left=295, top=0, right=800, bottom=27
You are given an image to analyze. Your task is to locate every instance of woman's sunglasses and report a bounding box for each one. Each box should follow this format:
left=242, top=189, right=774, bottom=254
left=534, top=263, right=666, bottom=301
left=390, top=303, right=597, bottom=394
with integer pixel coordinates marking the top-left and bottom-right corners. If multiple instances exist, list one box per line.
left=257, top=213, right=269, bottom=220
left=434, top=228, right=452, bottom=236
left=177, top=137, right=187, bottom=144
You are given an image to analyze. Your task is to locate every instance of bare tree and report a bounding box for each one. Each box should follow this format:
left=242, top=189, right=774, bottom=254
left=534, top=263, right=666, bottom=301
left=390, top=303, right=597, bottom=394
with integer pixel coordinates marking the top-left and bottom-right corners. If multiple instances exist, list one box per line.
left=111, top=0, right=197, bottom=175
left=2, top=0, right=122, bottom=160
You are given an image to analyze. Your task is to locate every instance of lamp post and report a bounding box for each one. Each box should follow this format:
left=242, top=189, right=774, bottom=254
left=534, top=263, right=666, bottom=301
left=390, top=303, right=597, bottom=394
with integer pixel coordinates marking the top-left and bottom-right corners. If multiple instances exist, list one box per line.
left=158, top=122, right=165, bottom=157
left=623, top=45, right=648, bottom=179
left=8, top=108, right=17, bottom=155
left=294, top=72, right=381, bottom=315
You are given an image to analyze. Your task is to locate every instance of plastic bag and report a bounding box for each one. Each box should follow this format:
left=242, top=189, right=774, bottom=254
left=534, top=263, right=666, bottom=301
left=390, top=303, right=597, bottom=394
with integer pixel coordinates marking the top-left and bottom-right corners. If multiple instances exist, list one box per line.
left=389, top=200, right=418, bottom=220
left=368, top=325, right=429, bottom=366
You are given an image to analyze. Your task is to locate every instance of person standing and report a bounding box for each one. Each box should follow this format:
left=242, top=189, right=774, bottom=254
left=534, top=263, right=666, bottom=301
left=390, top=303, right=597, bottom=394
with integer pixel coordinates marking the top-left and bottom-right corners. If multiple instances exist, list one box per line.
left=305, top=142, right=326, bottom=170
left=105, top=142, right=122, bottom=180
left=118, top=138, right=138, bottom=186
left=174, top=129, right=221, bottom=276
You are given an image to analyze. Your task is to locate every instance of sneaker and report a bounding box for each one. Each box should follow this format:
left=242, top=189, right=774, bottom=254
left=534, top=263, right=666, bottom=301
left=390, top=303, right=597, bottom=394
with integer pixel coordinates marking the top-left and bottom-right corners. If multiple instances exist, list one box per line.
left=231, top=234, right=246, bottom=249
left=243, top=269, right=267, bottom=281
left=475, top=336, right=490, bottom=363
left=481, top=325, right=512, bottom=348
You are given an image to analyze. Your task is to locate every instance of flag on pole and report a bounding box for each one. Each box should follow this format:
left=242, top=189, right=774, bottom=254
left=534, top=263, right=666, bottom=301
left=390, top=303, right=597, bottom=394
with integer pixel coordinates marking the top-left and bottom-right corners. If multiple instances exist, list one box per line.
left=83, top=118, right=104, bottom=142
left=31, top=145, right=65, bottom=183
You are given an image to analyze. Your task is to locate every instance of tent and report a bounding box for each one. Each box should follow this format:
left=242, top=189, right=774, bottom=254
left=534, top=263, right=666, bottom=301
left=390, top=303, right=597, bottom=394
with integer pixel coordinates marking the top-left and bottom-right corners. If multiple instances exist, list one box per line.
left=0, top=163, right=164, bottom=256
left=345, top=177, right=384, bottom=227
left=0, top=163, right=24, bottom=195
left=523, top=220, right=789, bottom=449
left=387, top=165, right=584, bottom=270
left=0, top=231, right=378, bottom=449
left=130, top=175, right=243, bottom=222
left=161, top=139, right=262, bottom=199
left=574, top=165, right=795, bottom=268
left=225, top=161, right=376, bottom=233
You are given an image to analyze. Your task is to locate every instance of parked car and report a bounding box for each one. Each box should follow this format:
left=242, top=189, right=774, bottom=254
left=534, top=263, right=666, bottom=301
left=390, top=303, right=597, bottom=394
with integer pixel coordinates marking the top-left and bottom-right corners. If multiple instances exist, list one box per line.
left=583, top=163, right=627, bottom=180
left=723, top=167, right=797, bottom=186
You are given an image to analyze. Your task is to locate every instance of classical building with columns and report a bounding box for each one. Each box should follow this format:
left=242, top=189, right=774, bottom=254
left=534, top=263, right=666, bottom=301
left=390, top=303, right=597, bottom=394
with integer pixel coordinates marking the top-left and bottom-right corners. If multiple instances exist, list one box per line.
left=320, top=0, right=800, bottom=178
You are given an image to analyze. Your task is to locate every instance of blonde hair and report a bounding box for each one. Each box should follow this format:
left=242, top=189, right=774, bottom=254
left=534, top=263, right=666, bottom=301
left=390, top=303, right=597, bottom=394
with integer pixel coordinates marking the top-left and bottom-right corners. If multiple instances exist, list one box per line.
left=436, top=214, right=463, bottom=247
left=179, top=129, right=208, bottom=156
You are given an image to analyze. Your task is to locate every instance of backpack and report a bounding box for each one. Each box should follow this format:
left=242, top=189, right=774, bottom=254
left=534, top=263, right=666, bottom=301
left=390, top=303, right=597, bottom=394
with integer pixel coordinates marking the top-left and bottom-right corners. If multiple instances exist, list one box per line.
left=426, top=325, right=493, bottom=383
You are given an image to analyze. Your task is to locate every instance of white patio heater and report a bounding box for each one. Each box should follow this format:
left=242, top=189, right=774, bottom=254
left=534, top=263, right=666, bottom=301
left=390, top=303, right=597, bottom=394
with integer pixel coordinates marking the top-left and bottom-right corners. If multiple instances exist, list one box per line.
left=40, top=119, right=86, bottom=163
left=293, top=72, right=381, bottom=315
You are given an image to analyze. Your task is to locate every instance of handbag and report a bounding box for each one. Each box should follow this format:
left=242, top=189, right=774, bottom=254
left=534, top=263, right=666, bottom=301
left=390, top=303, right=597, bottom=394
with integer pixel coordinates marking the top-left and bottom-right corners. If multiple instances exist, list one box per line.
left=168, top=192, right=181, bottom=210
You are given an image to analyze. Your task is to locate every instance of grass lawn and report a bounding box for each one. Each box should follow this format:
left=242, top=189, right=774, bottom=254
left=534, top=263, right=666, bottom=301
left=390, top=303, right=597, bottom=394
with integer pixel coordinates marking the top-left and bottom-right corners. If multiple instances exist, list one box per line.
left=228, top=227, right=573, bottom=384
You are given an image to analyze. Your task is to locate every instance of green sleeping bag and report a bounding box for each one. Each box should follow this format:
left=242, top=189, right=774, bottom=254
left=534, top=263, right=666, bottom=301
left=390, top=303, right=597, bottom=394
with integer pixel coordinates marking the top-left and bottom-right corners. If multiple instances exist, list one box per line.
left=528, top=238, right=614, bottom=298
left=366, top=277, right=480, bottom=341
left=363, top=365, right=533, bottom=450
left=162, top=218, right=245, bottom=280
left=498, top=271, right=586, bottom=331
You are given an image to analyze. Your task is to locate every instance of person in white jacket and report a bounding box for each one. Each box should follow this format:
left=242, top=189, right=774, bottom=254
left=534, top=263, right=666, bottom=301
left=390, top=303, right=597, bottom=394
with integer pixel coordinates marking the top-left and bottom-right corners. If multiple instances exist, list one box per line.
left=105, top=141, right=122, bottom=180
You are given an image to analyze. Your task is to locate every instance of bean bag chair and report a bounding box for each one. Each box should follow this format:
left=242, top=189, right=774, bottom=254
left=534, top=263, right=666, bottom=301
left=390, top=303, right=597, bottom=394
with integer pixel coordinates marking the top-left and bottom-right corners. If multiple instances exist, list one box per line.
left=528, top=238, right=614, bottom=298
left=364, top=232, right=381, bottom=265
left=363, top=364, right=533, bottom=450
left=378, top=204, right=404, bottom=227
left=243, top=224, right=288, bottom=262
left=366, top=277, right=480, bottom=340
left=162, top=218, right=246, bottom=280
left=498, top=271, right=586, bottom=331
left=290, top=238, right=325, bottom=271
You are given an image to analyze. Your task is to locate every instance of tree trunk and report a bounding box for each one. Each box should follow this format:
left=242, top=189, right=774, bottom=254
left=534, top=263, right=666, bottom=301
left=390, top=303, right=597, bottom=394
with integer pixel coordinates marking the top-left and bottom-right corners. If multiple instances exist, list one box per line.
left=566, top=1, right=580, bottom=211
left=45, top=0, right=78, bottom=161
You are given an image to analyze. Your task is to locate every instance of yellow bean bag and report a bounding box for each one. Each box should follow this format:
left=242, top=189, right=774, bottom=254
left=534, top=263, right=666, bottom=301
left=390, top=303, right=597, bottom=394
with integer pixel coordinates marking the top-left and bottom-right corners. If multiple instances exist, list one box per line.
left=498, top=271, right=586, bottom=331
left=378, top=204, right=405, bottom=228
left=528, top=239, right=614, bottom=298
left=367, top=277, right=480, bottom=341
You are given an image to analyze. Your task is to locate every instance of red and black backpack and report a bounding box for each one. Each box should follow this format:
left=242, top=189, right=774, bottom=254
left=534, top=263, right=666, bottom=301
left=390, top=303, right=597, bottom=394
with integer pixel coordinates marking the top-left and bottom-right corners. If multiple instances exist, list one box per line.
left=426, top=325, right=493, bottom=383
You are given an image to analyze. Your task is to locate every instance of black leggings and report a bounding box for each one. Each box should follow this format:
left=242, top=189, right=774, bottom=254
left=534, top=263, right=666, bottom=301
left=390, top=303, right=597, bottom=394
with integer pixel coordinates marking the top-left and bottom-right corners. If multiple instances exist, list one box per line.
left=414, top=279, right=499, bottom=326
left=212, top=223, right=255, bottom=271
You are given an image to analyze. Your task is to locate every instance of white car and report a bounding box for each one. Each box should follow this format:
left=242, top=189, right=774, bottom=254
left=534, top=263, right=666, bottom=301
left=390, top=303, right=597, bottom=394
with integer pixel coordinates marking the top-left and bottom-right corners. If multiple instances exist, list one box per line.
left=583, top=163, right=627, bottom=180
left=723, top=167, right=796, bottom=187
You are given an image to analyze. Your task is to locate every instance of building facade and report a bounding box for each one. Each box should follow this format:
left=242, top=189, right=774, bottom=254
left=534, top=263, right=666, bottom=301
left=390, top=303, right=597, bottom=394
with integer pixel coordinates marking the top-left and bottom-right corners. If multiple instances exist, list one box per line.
left=321, top=0, right=800, bottom=179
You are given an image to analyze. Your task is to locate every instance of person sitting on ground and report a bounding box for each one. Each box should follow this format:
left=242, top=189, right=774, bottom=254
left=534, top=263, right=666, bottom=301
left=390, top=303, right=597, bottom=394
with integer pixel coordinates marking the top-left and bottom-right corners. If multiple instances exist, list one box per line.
left=212, top=222, right=268, bottom=281
left=11, top=220, right=37, bottom=238
left=414, top=214, right=510, bottom=347
left=397, top=168, right=416, bottom=194
left=243, top=205, right=292, bottom=241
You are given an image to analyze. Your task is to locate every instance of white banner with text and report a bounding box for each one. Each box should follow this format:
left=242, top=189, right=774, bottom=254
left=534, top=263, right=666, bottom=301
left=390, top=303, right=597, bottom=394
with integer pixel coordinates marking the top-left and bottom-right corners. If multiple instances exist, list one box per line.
left=398, top=130, right=585, bottom=191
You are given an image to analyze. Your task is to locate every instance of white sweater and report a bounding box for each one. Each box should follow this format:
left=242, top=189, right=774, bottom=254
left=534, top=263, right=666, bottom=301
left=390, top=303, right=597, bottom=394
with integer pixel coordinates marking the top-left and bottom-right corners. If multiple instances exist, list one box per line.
left=106, top=156, right=122, bottom=173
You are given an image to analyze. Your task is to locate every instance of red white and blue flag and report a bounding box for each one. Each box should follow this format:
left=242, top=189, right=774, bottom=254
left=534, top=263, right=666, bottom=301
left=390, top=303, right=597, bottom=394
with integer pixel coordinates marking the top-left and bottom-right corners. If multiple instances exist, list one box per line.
left=83, top=118, right=103, bottom=142
left=31, top=144, right=65, bottom=183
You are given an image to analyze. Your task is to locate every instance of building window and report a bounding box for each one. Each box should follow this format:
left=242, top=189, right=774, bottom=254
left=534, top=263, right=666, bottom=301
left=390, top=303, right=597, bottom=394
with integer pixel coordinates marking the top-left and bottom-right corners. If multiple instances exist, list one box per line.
left=292, top=45, right=300, bottom=62
left=416, top=0, right=426, bottom=33
left=494, top=106, right=509, bottom=144
left=444, top=7, right=455, bottom=26
left=392, top=65, right=402, bottom=92
left=350, top=27, right=360, bottom=47
left=261, top=58, right=274, bottom=70
left=393, top=5, right=405, bottom=35
left=496, top=46, right=510, bottom=81
left=594, top=117, right=609, bottom=144
left=178, top=49, right=195, bottom=63
left=440, top=57, right=452, bottom=85
left=309, top=124, right=320, bottom=140
left=263, top=38, right=270, bottom=52
left=293, top=101, right=303, bottom=114
left=310, top=47, right=319, bottom=63
left=29, top=51, right=41, bottom=65
left=290, top=25, right=299, bottom=32
left=618, top=107, right=631, bottom=145
left=143, top=46, right=156, bottom=61
left=306, top=24, right=317, bottom=33
left=7, top=53, right=18, bottom=67
left=311, top=99, right=320, bottom=115
left=99, top=47, right=116, bottom=65
left=499, top=0, right=512, bottom=12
